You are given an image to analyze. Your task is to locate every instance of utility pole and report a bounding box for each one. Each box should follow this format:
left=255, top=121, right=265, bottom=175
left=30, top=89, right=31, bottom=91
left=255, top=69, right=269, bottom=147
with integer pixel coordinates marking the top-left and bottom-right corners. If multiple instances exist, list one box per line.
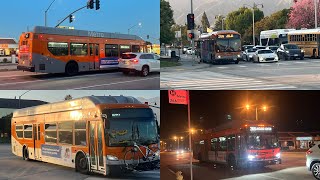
left=244, top=3, right=263, bottom=46
left=191, top=0, right=196, bottom=65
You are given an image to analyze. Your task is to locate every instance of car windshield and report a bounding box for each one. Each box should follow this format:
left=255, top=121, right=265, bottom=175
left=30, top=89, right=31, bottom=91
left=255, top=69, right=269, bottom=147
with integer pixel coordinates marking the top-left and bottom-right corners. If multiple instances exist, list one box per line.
left=216, top=37, right=241, bottom=52
left=258, top=50, right=273, bottom=54
left=103, top=108, right=158, bottom=147
left=247, top=48, right=258, bottom=53
left=121, top=54, right=137, bottom=59
left=284, top=44, right=299, bottom=49
left=247, top=133, right=279, bottom=150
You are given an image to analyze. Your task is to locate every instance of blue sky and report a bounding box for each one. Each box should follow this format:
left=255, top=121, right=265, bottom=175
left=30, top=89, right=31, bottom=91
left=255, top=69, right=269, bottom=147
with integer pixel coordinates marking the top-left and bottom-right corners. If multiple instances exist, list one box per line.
left=0, top=0, right=160, bottom=44
left=0, top=90, right=159, bottom=103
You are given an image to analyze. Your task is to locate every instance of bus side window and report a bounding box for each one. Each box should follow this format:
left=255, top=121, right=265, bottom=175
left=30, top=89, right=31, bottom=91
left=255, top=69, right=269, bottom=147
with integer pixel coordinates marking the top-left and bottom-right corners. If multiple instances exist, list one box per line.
left=45, top=123, right=57, bottom=144
left=58, top=121, right=73, bottom=145
left=16, top=125, right=23, bottom=138
left=75, top=121, right=87, bottom=146
left=227, top=135, right=235, bottom=151
left=219, top=136, right=227, bottom=151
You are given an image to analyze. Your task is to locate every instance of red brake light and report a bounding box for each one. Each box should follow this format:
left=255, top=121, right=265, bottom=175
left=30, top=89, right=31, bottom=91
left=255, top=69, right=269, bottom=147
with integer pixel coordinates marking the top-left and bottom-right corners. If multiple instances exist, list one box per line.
left=130, top=59, right=139, bottom=63
left=306, top=150, right=313, bottom=155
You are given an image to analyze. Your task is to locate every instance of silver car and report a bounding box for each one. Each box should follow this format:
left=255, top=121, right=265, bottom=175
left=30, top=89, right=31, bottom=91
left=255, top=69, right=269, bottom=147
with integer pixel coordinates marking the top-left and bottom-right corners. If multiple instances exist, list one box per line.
left=306, top=142, right=320, bottom=179
left=242, top=48, right=258, bottom=61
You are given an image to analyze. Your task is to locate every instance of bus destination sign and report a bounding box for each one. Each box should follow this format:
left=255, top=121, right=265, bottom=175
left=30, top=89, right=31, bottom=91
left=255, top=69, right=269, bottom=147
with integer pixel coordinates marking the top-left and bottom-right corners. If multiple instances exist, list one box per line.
left=249, top=126, right=272, bottom=132
left=218, top=34, right=234, bottom=38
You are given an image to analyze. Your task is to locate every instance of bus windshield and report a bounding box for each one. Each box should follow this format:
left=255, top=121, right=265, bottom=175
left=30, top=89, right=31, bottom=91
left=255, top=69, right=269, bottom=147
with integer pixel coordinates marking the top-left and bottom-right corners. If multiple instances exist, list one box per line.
left=216, top=38, right=241, bottom=52
left=247, top=133, right=279, bottom=150
left=104, top=108, right=158, bottom=147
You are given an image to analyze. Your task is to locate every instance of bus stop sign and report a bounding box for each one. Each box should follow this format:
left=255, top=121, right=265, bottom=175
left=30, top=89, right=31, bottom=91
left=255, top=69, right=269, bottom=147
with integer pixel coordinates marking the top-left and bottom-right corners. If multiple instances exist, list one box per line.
left=168, top=90, right=188, bottom=105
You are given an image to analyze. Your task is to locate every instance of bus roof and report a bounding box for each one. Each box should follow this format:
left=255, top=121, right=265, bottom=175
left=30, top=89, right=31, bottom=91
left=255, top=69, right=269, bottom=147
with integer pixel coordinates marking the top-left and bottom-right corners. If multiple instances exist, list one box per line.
left=13, top=96, right=143, bottom=118
left=28, top=26, right=144, bottom=41
left=287, top=28, right=320, bottom=35
left=205, top=120, right=273, bottom=133
left=200, top=30, right=240, bottom=39
left=260, top=29, right=295, bottom=38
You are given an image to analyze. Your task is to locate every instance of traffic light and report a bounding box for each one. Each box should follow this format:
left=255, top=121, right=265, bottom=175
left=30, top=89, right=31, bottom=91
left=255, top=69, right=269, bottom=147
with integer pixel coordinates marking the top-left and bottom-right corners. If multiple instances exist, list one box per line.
left=187, top=13, right=195, bottom=30
left=147, top=35, right=149, bottom=39
left=87, top=0, right=94, bottom=9
left=69, top=15, right=74, bottom=23
left=96, top=0, right=100, bottom=10
left=188, top=32, right=194, bottom=40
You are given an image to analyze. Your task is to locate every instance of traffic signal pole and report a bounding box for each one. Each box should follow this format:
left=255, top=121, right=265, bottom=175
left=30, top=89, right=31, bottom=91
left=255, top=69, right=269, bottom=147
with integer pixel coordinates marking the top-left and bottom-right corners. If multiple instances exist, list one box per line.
left=55, top=5, right=87, bottom=27
left=191, top=0, right=196, bottom=65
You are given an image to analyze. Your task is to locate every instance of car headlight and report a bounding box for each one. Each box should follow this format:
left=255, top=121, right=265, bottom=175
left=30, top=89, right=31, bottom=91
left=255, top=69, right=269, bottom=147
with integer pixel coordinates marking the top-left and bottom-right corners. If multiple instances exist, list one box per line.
left=286, top=50, right=289, bottom=53
left=176, top=150, right=180, bottom=154
left=218, top=55, right=221, bottom=59
left=275, top=56, right=279, bottom=60
left=237, top=54, right=241, bottom=57
left=107, top=155, right=119, bottom=161
left=276, top=152, right=281, bottom=158
left=155, top=150, right=160, bottom=157
left=249, top=55, right=253, bottom=58
left=248, top=155, right=255, bottom=161
left=301, top=49, right=305, bottom=53
left=181, top=150, right=184, bottom=154
left=260, top=57, right=264, bottom=60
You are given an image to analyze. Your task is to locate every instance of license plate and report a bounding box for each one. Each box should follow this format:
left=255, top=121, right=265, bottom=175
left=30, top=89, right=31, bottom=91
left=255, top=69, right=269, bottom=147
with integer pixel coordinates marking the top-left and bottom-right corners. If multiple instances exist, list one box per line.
left=294, top=54, right=298, bottom=56
left=123, top=61, right=129, bottom=64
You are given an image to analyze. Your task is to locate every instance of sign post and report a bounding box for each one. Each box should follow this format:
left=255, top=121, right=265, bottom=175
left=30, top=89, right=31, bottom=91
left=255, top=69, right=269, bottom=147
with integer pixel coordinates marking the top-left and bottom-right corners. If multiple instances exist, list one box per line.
left=168, top=90, right=192, bottom=180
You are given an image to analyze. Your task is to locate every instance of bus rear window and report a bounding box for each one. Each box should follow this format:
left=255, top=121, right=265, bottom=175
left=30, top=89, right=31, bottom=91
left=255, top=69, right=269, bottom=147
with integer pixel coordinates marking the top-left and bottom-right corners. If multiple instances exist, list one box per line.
left=121, top=54, right=137, bottom=59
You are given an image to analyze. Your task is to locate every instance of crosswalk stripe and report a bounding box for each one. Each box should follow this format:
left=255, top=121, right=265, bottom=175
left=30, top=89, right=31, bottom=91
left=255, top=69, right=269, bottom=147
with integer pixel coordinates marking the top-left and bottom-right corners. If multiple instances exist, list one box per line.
left=161, top=71, right=297, bottom=90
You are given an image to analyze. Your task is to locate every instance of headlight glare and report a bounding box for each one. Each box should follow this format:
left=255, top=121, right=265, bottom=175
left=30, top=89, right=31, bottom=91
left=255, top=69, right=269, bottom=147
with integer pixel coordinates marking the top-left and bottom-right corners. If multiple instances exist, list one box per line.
left=107, top=155, right=119, bottom=161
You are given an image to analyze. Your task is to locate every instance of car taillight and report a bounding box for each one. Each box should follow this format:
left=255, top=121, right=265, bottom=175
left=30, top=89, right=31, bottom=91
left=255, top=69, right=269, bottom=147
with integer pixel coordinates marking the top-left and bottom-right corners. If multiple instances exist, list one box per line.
left=306, top=150, right=313, bottom=155
left=130, top=59, right=139, bottom=63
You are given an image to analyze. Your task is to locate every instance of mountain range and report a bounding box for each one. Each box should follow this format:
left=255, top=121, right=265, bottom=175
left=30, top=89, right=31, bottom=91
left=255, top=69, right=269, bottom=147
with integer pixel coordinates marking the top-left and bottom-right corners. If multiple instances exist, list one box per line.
left=167, top=0, right=294, bottom=26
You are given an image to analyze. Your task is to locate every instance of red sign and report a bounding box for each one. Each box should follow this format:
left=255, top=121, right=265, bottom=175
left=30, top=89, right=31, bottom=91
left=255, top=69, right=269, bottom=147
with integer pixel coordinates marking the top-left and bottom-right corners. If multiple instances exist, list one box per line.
left=168, top=90, right=188, bottom=105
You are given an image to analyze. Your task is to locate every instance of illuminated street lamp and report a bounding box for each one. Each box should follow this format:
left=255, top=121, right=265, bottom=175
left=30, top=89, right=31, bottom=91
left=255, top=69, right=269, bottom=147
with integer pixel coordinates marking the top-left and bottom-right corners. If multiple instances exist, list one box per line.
left=128, top=22, right=142, bottom=34
left=173, top=136, right=183, bottom=149
left=245, top=104, right=267, bottom=121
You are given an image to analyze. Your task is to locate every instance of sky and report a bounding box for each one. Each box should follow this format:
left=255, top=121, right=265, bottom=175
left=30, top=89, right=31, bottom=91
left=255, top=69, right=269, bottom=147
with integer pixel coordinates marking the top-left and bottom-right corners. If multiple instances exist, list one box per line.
left=161, top=90, right=320, bottom=139
left=0, top=90, right=159, bottom=103
left=0, top=0, right=160, bottom=44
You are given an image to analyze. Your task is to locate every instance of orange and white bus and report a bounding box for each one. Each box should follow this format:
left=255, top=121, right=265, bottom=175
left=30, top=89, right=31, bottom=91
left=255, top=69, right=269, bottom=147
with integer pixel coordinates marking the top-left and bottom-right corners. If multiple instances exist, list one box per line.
left=198, top=30, right=242, bottom=64
left=193, top=120, right=281, bottom=168
left=11, top=96, right=160, bottom=176
left=18, top=26, right=146, bottom=75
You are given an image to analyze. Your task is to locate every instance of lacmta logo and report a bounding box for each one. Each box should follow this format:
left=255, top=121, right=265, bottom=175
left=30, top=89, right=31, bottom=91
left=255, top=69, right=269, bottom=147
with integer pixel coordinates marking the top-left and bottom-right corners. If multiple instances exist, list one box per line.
left=88, top=31, right=104, bottom=38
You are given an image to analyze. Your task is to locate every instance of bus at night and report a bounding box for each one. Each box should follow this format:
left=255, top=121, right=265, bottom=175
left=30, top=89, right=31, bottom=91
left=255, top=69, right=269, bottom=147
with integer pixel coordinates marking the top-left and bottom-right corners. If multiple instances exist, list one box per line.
left=198, top=30, right=242, bottom=64
left=193, top=120, right=281, bottom=168
left=11, top=96, right=160, bottom=176
left=18, top=26, right=146, bottom=75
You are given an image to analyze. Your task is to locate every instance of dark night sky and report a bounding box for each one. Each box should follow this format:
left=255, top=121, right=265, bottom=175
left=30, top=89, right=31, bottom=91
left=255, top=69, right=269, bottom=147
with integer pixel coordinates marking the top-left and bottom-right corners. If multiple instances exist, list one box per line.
left=161, top=90, right=320, bottom=139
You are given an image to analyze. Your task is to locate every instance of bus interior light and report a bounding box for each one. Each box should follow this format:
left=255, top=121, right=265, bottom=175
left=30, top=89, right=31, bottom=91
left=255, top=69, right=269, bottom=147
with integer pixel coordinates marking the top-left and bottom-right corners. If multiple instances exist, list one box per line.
left=276, top=153, right=281, bottom=158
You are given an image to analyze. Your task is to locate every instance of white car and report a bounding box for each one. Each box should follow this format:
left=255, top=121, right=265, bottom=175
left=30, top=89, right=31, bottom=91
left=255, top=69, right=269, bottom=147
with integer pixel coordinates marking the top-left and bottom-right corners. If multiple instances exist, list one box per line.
left=253, top=45, right=266, bottom=50
left=243, top=48, right=258, bottom=61
left=118, top=52, right=160, bottom=76
left=253, top=49, right=279, bottom=63
left=186, top=48, right=195, bottom=55
left=306, top=142, right=320, bottom=179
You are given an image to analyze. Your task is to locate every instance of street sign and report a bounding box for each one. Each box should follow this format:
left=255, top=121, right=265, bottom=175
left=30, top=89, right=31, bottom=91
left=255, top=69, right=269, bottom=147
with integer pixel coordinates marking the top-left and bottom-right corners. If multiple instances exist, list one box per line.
left=168, top=90, right=188, bottom=105
left=175, top=31, right=181, bottom=38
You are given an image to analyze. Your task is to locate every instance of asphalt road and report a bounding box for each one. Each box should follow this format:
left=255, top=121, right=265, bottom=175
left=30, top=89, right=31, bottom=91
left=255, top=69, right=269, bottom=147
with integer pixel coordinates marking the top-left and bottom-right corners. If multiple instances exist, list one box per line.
left=161, top=55, right=320, bottom=90
left=0, top=70, right=159, bottom=90
left=161, top=151, right=313, bottom=180
left=0, top=144, right=159, bottom=180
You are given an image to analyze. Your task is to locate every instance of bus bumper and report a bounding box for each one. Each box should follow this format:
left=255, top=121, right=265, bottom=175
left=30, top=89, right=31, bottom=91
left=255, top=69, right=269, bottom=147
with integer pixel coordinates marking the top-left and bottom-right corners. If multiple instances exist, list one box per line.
left=17, top=65, right=35, bottom=72
left=248, top=158, right=281, bottom=166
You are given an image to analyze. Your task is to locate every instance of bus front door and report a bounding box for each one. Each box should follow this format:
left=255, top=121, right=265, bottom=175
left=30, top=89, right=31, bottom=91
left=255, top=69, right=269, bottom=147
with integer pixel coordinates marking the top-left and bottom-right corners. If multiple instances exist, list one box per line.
left=89, top=44, right=100, bottom=70
left=89, top=121, right=105, bottom=174
left=33, top=124, right=41, bottom=160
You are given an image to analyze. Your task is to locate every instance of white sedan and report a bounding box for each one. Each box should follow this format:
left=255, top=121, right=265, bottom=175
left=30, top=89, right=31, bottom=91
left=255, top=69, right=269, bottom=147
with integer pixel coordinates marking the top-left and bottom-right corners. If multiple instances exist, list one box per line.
left=253, top=49, right=279, bottom=63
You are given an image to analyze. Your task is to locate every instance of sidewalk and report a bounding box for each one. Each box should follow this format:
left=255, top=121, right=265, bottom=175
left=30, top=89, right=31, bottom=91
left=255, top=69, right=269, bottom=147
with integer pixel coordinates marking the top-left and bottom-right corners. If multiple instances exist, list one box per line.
left=0, top=63, right=18, bottom=72
left=161, top=55, right=211, bottom=72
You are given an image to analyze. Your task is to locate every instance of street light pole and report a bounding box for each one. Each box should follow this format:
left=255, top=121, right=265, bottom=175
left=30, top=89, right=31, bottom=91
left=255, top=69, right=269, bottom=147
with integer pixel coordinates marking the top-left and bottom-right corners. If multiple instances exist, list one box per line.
left=191, top=0, right=196, bottom=65
left=45, top=0, right=56, bottom=27
left=187, top=90, right=193, bottom=180
left=255, top=107, right=258, bottom=121
left=244, top=3, right=263, bottom=46
left=18, top=90, right=31, bottom=109
left=128, top=23, right=142, bottom=34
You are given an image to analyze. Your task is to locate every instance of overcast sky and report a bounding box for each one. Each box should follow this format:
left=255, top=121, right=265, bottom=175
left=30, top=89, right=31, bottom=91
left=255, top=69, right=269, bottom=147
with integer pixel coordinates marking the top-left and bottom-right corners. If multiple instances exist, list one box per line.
left=0, top=90, right=159, bottom=103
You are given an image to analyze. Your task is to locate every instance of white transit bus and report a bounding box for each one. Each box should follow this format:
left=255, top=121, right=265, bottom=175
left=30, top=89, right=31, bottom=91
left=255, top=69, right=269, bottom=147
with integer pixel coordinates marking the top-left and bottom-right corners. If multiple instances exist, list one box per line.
left=260, top=29, right=295, bottom=46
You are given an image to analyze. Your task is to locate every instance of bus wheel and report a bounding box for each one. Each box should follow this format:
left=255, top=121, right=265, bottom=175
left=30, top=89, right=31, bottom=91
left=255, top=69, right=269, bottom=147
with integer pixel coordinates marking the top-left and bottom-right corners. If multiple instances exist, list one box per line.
left=75, top=152, right=88, bottom=174
left=141, top=66, right=149, bottom=77
left=65, top=61, right=79, bottom=76
left=23, top=146, right=29, bottom=161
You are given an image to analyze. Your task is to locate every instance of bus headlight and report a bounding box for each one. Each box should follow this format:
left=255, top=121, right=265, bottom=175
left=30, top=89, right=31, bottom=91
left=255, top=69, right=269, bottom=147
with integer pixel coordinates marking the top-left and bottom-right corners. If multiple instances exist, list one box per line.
left=155, top=150, right=160, bottom=157
left=218, top=55, right=221, bottom=59
left=237, top=54, right=241, bottom=58
left=276, top=152, right=281, bottom=158
left=301, top=49, right=305, bottom=53
left=248, top=155, right=255, bottom=161
left=107, top=155, right=119, bottom=161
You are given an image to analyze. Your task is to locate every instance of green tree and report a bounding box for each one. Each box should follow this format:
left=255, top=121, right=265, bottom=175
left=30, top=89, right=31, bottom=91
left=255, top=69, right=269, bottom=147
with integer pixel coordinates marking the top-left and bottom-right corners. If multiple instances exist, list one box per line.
left=225, top=7, right=264, bottom=39
left=201, top=11, right=210, bottom=33
left=160, top=0, right=175, bottom=45
left=213, top=16, right=226, bottom=31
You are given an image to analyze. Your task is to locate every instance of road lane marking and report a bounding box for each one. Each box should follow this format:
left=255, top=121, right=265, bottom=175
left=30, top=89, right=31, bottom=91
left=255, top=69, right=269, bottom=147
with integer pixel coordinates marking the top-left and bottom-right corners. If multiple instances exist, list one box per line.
left=72, top=77, right=159, bottom=89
